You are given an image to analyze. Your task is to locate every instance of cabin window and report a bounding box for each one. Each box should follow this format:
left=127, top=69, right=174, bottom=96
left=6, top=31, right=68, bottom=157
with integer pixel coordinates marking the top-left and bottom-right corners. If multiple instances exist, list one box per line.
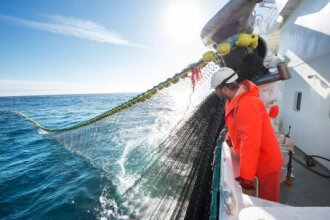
left=294, top=92, right=302, bottom=111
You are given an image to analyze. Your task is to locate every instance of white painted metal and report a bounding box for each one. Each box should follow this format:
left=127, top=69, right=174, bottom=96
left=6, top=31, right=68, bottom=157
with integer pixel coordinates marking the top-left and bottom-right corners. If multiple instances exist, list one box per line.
left=274, top=0, right=330, bottom=169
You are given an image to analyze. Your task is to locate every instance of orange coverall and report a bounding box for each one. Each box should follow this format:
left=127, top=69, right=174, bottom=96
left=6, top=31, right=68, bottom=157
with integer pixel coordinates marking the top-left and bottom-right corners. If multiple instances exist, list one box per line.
left=225, top=80, right=283, bottom=202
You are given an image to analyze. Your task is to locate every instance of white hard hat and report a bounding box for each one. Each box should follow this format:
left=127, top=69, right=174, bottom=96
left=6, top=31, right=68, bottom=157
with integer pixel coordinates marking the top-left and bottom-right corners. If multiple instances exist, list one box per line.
left=210, top=67, right=238, bottom=89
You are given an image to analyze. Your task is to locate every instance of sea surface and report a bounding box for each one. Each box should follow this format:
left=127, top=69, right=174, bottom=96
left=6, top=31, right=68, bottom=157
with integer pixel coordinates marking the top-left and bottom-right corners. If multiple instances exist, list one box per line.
left=0, top=94, right=136, bottom=220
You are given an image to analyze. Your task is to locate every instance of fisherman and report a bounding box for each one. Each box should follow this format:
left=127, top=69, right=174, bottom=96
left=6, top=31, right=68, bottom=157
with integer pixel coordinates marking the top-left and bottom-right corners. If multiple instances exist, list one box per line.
left=211, top=66, right=283, bottom=202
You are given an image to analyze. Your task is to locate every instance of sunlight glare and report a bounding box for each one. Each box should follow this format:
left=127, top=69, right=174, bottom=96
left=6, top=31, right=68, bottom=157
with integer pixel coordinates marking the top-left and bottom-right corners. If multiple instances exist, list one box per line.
left=165, top=2, right=204, bottom=44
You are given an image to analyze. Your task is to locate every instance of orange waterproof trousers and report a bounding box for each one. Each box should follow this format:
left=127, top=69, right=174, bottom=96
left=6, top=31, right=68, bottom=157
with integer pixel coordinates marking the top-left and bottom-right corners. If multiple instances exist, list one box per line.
left=258, top=169, right=281, bottom=202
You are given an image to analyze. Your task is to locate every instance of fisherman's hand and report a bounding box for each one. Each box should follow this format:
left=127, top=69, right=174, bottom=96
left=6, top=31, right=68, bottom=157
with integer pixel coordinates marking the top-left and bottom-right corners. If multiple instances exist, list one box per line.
left=235, top=176, right=255, bottom=191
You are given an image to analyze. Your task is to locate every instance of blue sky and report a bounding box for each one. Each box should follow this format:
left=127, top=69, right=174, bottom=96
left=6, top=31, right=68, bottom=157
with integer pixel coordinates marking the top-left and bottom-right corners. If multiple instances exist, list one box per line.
left=0, top=0, right=225, bottom=96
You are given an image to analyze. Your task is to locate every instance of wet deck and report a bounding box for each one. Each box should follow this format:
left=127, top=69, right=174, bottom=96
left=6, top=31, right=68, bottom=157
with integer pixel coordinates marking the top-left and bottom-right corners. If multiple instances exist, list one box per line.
left=279, top=147, right=330, bottom=206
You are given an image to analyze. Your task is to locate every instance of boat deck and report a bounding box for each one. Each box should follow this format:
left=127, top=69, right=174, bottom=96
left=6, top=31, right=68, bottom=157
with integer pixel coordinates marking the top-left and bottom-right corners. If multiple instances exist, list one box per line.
left=279, top=147, right=330, bottom=206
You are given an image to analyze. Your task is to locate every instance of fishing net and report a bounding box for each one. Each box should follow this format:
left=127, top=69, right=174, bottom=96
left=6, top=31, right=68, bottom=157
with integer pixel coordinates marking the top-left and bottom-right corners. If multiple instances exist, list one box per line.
left=1, top=38, right=279, bottom=218
left=4, top=61, right=226, bottom=219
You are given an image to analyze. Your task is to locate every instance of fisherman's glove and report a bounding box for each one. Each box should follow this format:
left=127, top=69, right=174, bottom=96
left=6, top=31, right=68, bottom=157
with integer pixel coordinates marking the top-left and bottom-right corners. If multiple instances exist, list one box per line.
left=225, top=135, right=233, bottom=147
left=235, top=176, right=255, bottom=190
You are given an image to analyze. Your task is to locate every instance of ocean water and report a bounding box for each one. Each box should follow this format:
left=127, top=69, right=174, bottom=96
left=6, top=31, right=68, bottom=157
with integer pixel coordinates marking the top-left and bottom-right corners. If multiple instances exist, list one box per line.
left=0, top=94, right=136, bottom=220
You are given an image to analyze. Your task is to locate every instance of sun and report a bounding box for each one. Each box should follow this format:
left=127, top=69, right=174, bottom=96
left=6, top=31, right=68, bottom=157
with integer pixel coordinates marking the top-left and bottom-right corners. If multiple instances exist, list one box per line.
left=165, top=2, right=204, bottom=44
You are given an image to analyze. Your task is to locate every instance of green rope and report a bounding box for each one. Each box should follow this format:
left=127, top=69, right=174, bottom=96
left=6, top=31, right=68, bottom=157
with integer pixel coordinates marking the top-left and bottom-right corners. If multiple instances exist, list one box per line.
left=0, top=110, right=49, bottom=131
left=2, top=60, right=205, bottom=132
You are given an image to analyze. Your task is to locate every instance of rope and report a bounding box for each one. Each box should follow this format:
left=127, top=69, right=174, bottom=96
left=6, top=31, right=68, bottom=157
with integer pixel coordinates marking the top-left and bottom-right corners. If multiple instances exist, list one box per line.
left=292, top=156, right=330, bottom=178
left=0, top=60, right=204, bottom=132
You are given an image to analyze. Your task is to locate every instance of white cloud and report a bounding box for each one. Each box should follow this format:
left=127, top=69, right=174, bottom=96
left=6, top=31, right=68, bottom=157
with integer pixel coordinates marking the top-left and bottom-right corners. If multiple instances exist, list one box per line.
left=0, top=14, right=140, bottom=46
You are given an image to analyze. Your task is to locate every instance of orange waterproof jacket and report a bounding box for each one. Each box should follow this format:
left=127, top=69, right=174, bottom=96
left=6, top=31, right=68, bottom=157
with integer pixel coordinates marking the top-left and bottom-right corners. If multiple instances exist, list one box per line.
left=225, top=80, right=283, bottom=181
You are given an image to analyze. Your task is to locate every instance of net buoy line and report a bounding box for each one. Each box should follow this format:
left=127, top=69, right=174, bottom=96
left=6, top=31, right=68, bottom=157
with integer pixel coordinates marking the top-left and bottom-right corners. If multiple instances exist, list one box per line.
left=0, top=32, right=265, bottom=132
left=0, top=34, right=273, bottom=219
left=0, top=60, right=223, bottom=219
left=0, top=60, right=207, bottom=132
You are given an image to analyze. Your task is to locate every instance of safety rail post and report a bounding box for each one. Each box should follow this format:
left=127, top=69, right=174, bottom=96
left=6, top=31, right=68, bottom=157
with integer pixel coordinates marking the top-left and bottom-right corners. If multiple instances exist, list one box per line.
left=210, top=133, right=226, bottom=220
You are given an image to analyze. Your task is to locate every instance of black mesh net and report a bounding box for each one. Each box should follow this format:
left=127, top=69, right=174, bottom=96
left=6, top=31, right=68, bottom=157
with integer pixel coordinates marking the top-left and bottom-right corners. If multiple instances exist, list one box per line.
left=36, top=62, right=226, bottom=219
